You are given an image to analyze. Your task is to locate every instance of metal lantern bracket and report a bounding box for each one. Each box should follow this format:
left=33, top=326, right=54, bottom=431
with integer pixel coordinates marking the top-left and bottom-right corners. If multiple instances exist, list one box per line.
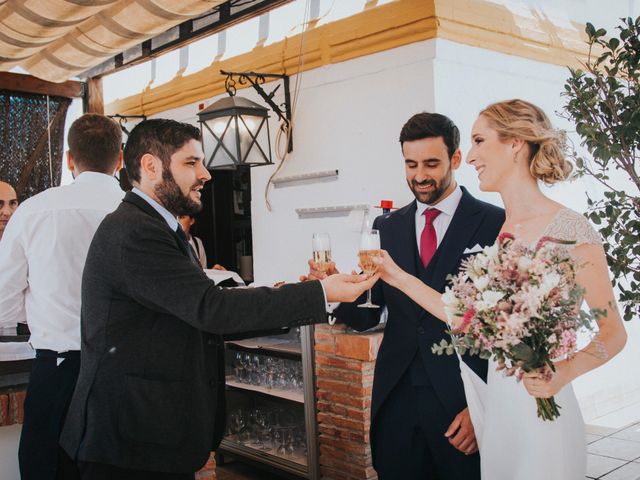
left=221, top=70, right=292, bottom=152
left=108, top=113, right=147, bottom=135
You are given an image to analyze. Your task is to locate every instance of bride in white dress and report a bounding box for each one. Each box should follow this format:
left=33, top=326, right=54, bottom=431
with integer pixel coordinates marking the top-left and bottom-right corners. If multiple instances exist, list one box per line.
left=374, top=99, right=627, bottom=479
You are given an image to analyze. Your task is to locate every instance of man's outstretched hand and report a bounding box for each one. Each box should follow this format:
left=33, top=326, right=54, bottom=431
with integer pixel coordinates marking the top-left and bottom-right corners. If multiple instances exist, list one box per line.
left=321, top=272, right=379, bottom=303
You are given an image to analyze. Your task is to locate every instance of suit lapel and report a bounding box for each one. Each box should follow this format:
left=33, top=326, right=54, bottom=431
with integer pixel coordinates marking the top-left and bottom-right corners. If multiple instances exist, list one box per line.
left=427, top=187, right=485, bottom=293
left=123, top=191, right=191, bottom=258
left=389, top=201, right=419, bottom=277
left=124, top=191, right=166, bottom=222
left=385, top=201, right=424, bottom=321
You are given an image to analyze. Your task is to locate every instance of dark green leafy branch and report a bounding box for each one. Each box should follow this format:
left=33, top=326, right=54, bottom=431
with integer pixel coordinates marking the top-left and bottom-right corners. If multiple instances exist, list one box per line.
left=561, top=17, right=640, bottom=321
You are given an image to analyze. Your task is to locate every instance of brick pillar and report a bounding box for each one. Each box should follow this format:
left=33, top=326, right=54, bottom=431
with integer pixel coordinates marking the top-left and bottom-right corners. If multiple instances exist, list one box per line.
left=0, top=388, right=27, bottom=426
left=195, top=452, right=216, bottom=479
left=314, top=324, right=382, bottom=480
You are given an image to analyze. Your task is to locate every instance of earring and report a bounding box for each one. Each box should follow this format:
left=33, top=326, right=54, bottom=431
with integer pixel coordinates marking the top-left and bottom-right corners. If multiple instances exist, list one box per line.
left=513, top=151, right=518, bottom=163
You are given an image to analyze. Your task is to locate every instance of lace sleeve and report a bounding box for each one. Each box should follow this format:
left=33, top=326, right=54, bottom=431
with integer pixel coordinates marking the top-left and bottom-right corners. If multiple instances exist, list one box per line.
left=544, top=209, right=602, bottom=246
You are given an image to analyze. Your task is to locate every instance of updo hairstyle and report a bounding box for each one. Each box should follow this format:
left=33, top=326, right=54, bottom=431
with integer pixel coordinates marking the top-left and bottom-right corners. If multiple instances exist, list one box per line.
left=480, top=99, right=572, bottom=184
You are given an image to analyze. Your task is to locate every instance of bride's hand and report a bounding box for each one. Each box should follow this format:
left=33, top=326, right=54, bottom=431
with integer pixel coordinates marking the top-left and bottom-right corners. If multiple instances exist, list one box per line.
left=372, top=250, right=408, bottom=289
left=522, top=363, right=571, bottom=398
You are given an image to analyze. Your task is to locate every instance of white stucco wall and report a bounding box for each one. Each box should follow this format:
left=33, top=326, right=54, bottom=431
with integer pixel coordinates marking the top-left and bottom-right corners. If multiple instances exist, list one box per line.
left=158, top=34, right=639, bottom=423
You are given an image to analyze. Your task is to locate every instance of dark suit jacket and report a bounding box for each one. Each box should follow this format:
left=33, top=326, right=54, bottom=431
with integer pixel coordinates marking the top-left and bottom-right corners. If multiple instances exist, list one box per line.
left=60, top=192, right=327, bottom=474
left=335, top=187, right=504, bottom=453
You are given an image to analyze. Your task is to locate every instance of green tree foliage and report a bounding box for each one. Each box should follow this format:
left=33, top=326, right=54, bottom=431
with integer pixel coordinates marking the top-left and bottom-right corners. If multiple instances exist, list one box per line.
left=562, top=17, right=640, bottom=321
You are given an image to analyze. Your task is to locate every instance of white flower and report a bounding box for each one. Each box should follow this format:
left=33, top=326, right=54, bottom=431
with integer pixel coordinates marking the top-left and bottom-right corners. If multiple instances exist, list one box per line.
left=517, top=257, right=532, bottom=272
left=476, top=290, right=504, bottom=311
left=468, top=254, right=488, bottom=276
left=515, top=286, right=542, bottom=315
left=473, top=275, right=490, bottom=291
left=441, top=288, right=457, bottom=308
left=547, top=333, right=557, bottom=344
left=444, top=307, right=458, bottom=324
left=539, top=272, right=561, bottom=297
left=483, top=243, right=499, bottom=260
left=442, top=288, right=460, bottom=322
left=504, top=312, right=529, bottom=333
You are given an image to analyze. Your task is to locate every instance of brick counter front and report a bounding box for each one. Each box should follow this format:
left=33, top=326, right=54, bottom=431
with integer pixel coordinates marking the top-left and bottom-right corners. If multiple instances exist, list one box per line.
left=314, top=324, right=382, bottom=480
left=196, top=452, right=216, bottom=479
left=0, top=388, right=26, bottom=426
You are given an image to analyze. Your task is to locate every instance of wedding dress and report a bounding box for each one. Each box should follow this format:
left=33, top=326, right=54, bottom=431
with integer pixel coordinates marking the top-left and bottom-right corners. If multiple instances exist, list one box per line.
left=459, top=208, right=602, bottom=480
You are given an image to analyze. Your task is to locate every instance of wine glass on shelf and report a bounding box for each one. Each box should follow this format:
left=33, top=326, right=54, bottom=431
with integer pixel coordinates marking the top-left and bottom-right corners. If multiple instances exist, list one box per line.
left=358, top=228, right=381, bottom=308
left=311, top=232, right=332, bottom=274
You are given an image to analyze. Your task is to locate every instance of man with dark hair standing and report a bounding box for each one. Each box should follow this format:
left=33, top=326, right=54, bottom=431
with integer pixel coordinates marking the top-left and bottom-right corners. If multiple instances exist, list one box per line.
left=178, top=214, right=209, bottom=269
left=60, top=118, right=375, bottom=479
left=307, top=113, right=505, bottom=479
left=0, top=114, right=124, bottom=480
left=0, top=180, right=18, bottom=241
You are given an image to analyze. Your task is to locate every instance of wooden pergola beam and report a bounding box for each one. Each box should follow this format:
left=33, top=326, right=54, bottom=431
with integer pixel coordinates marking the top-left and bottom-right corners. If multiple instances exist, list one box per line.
left=83, top=77, right=103, bottom=114
left=0, top=71, right=84, bottom=98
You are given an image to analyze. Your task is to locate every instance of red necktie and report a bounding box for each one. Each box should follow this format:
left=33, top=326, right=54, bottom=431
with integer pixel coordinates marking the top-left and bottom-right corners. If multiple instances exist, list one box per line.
left=420, top=208, right=441, bottom=267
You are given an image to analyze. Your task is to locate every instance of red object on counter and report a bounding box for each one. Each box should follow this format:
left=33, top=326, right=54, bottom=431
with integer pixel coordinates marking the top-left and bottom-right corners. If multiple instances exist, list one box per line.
left=374, top=200, right=396, bottom=213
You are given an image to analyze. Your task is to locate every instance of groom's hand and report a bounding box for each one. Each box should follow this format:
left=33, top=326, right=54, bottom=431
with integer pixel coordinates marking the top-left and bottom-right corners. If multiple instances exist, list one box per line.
left=445, top=408, right=478, bottom=455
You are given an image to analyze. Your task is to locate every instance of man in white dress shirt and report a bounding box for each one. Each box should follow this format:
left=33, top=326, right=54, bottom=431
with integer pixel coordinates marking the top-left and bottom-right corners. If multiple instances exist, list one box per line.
left=0, top=180, right=18, bottom=241
left=0, top=114, right=124, bottom=480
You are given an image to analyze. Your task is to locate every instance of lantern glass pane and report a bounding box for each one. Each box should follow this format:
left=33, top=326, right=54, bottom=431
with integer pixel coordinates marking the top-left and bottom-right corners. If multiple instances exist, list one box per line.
left=239, top=114, right=271, bottom=166
left=205, top=115, right=240, bottom=168
left=205, top=113, right=272, bottom=168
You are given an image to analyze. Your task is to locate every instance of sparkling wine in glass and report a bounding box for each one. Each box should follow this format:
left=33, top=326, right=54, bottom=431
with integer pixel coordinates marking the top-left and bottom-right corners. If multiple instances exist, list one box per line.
left=358, top=229, right=381, bottom=308
left=312, top=232, right=332, bottom=273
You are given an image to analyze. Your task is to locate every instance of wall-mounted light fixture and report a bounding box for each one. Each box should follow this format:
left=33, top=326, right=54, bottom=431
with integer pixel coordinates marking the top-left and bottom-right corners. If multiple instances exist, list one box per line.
left=107, top=113, right=147, bottom=136
left=197, top=70, right=292, bottom=169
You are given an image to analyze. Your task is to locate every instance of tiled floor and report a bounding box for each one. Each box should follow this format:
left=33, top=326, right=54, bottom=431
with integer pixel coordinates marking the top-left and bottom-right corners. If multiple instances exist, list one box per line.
left=587, top=422, right=640, bottom=479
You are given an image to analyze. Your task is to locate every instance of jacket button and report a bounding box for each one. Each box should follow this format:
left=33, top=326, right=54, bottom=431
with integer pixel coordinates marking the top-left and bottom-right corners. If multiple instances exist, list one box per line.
left=417, top=327, right=425, bottom=334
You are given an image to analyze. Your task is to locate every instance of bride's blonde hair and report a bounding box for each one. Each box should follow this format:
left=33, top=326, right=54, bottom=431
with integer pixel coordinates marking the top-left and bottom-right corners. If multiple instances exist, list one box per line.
left=480, top=99, right=572, bottom=185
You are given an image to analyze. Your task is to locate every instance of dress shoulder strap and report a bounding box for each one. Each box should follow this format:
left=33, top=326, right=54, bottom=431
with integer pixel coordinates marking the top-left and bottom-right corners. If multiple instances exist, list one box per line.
left=543, top=208, right=602, bottom=246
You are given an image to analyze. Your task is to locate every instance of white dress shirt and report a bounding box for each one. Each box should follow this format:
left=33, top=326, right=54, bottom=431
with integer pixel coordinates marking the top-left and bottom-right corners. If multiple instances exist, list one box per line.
left=0, top=172, right=124, bottom=352
left=415, top=185, right=463, bottom=253
left=131, top=187, right=178, bottom=231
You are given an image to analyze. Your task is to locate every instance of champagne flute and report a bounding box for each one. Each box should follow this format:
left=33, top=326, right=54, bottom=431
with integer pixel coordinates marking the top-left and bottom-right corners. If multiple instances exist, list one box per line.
left=312, top=232, right=332, bottom=273
left=358, top=229, right=381, bottom=308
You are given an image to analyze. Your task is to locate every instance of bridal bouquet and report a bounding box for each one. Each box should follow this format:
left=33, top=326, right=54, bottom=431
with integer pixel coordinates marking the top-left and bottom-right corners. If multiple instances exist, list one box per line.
left=433, top=232, right=602, bottom=421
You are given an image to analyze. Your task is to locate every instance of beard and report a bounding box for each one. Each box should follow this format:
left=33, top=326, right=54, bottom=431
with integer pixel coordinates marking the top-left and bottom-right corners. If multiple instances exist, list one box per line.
left=155, top=167, right=203, bottom=216
left=408, top=167, right=453, bottom=204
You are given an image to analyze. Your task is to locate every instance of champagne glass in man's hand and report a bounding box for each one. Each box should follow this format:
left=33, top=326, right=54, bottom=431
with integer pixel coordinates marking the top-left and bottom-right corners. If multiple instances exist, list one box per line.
left=357, top=229, right=381, bottom=308
left=312, top=233, right=332, bottom=274
left=300, top=233, right=338, bottom=282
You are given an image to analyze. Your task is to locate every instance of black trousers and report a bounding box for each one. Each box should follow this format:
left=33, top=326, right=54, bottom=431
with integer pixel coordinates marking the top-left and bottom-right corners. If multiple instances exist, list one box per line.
left=19, top=350, right=81, bottom=480
left=78, top=462, right=195, bottom=480
left=371, top=372, right=481, bottom=480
